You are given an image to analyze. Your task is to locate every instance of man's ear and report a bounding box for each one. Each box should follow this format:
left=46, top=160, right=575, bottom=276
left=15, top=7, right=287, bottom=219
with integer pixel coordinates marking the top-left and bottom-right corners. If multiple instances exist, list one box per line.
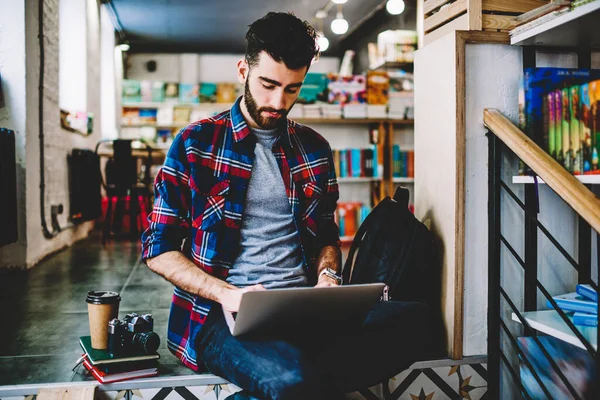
left=237, top=58, right=249, bottom=84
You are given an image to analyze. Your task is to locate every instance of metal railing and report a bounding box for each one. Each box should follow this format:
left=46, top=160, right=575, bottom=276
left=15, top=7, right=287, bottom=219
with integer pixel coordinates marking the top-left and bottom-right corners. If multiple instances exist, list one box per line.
left=485, top=109, right=600, bottom=399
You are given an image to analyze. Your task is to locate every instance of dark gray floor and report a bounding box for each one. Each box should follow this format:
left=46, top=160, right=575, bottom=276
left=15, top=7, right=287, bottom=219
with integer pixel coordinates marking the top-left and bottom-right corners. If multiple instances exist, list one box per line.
left=0, top=232, right=194, bottom=385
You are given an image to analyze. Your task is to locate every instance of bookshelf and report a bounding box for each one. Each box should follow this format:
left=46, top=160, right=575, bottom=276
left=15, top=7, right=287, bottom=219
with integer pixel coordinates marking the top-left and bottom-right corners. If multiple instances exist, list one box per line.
left=510, top=1, right=600, bottom=48
left=511, top=310, right=597, bottom=351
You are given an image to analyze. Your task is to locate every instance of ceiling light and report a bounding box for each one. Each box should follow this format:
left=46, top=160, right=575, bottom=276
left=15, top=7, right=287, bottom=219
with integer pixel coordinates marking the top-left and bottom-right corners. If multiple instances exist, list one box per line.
left=118, top=43, right=130, bottom=51
left=332, top=0, right=347, bottom=4
left=315, top=9, right=328, bottom=19
left=331, top=11, right=348, bottom=35
left=386, top=0, right=406, bottom=15
left=317, top=32, right=329, bottom=52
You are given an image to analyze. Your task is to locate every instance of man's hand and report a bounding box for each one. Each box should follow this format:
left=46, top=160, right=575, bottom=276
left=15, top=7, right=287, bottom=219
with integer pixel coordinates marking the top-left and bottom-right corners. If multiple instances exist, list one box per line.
left=315, top=274, right=340, bottom=288
left=219, top=284, right=267, bottom=313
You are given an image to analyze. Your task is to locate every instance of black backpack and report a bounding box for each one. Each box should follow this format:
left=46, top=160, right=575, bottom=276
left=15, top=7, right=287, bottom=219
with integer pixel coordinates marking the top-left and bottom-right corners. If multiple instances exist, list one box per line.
left=342, top=187, right=440, bottom=311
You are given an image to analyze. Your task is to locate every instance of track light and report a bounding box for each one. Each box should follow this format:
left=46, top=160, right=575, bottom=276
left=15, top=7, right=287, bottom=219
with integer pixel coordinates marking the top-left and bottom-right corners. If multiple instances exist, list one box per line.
left=332, top=0, right=347, bottom=3
left=118, top=43, right=130, bottom=51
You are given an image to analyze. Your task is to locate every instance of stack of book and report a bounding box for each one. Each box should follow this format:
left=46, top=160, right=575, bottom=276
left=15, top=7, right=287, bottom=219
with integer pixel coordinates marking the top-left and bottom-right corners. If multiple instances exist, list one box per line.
left=287, top=104, right=304, bottom=119
left=321, top=104, right=342, bottom=119
left=303, top=104, right=322, bottom=119
left=79, top=336, right=160, bottom=383
left=547, top=284, right=598, bottom=327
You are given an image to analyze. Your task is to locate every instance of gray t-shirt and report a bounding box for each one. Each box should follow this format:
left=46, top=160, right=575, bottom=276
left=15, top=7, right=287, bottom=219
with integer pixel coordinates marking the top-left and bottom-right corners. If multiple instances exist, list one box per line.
left=226, top=127, right=307, bottom=288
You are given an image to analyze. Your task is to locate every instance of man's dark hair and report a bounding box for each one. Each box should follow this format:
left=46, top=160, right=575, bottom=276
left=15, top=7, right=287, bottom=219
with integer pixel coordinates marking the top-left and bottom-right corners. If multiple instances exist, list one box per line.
left=245, top=12, right=319, bottom=71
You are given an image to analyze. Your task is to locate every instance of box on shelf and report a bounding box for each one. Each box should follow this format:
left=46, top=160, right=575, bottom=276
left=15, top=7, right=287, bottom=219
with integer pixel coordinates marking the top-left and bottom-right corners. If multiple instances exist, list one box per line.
left=199, top=82, right=217, bottom=103
left=367, top=71, right=390, bottom=105
left=179, top=83, right=200, bottom=104
left=164, top=82, right=180, bottom=103
left=298, top=73, right=329, bottom=104
left=122, top=80, right=141, bottom=103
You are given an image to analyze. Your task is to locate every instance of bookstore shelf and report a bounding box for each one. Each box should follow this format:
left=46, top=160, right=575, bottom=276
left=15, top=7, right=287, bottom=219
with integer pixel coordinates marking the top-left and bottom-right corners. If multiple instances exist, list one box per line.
left=123, top=102, right=233, bottom=108
left=369, top=61, right=413, bottom=71
left=512, top=175, right=600, bottom=185
left=511, top=310, right=597, bottom=351
left=338, top=177, right=382, bottom=183
left=510, top=0, right=600, bottom=48
left=121, top=119, right=414, bottom=127
left=392, top=177, right=415, bottom=183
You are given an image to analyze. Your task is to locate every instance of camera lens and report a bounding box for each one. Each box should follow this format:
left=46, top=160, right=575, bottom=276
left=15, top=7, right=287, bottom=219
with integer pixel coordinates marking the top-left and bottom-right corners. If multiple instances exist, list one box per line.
left=132, top=331, right=160, bottom=354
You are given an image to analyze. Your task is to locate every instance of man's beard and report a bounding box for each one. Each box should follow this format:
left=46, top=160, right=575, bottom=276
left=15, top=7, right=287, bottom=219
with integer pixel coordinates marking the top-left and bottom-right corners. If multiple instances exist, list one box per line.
left=244, top=80, right=289, bottom=130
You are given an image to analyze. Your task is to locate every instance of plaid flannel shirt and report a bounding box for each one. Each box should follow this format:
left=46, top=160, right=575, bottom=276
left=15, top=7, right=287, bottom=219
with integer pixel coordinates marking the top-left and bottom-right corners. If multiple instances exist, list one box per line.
left=141, top=97, right=340, bottom=371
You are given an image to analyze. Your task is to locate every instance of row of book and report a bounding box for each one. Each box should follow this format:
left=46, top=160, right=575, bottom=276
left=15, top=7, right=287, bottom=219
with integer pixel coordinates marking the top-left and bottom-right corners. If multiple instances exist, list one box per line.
left=392, top=145, right=414, bottom=178
left=336, top=202, right=371, bottom=238
left=122, top=106, right=221, bottom=126
left=333, top=146, right=383, bottom=179
left=520, top=68, right=600, bottom=174
left=547, top=284, right=598, bottom=327
left=123, top=80, right=240, bottom=104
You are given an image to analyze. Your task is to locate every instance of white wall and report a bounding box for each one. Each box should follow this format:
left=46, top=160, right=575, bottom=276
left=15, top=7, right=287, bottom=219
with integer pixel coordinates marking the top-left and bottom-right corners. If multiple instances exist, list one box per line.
left=126, top=53, right=340, bottom=82
left=59, top=0, right=87, bottom=111
left=100, top=4, right=117, bottom=139
left=0, top=0, right=109, bottom=269
left=464, top=44, right=522, bottom=356
left=0, top=0, right=28, bottom=267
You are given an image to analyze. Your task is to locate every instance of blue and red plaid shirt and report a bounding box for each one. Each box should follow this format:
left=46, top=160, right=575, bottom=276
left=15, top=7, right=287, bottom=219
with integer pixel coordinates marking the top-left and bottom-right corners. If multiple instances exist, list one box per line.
left=141, top=97, right=340, bottom=371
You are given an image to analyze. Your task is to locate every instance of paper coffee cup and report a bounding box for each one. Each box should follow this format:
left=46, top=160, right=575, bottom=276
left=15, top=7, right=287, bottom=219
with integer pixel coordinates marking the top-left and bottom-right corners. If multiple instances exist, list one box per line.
left=86, top=291, right=121, bottom=349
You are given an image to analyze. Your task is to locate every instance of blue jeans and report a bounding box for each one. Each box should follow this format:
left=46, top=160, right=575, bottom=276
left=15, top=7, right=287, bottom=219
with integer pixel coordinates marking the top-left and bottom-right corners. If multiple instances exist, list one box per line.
left=195, top=301, right=432, bottom=400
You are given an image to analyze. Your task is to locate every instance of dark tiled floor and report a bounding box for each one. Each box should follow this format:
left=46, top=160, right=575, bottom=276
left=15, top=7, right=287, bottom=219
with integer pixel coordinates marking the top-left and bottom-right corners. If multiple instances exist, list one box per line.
left=0, top=232, right=193, bottom=385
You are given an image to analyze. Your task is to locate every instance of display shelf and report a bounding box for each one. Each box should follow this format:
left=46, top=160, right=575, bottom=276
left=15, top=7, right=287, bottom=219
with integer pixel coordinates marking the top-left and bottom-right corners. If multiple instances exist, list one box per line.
left=369, top=60, right=413, bottom=71
left=295, top=118, right=414, bottom=125
left=392, top=177, right=414, bottom=183
left=122, top=102, right=233, bottom=108
left=122, top=123, right=186, bottom=129
left=338, top=177, right=381, bottom=183
left=510, top=1, right=600, bottom=48
left=511, top=310, right=597, bottom=351
left=512, top=175, right=600, bottom=185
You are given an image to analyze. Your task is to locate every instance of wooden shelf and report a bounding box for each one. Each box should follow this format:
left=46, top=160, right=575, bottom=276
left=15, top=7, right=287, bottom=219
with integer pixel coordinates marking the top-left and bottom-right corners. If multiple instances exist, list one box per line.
left=369, top=60, right=414, bottom=71
left=338, top=177, right=381, bottom=183
left=295, top=118, right=414, bottom=125
left=122, top=102, right=233, bottom=108
left=512, top=175, right=600, bottom=185
left=122, top=123, right=185, bottom=129
left=510, top=1, right=600, bottom=48
left=393, top=177, right=414, bottom=183
left=122, top=119, right=414, bottom=127
left=511, top=310, right=597, bottom=351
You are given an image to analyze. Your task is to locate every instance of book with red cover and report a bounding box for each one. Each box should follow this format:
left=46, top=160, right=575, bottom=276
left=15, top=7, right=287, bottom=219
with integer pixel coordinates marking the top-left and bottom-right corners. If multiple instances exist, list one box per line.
left=82, top=356, right=158, bottom=383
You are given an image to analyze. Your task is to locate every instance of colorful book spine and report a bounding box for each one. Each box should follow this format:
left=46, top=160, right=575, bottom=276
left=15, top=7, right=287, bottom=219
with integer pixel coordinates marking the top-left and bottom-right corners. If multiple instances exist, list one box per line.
left=372, top=144, right=379, bottom=178
left=339, top=150, right=348, bottom=178
left=351, top=149, right=362, bottom=178
left=562, top=87, right=572, bottom=172
left=547, top=292, right=597, bottom=315
left=570, top=85, right=582, bottom=174
left=554, top=90, right=563, bottom=165
left=543, top=93, right=550, bottom=155
left=592, top=80, right=600, bottom=171
left=547, top=93, right=556, bottom=159
left=573, top=312, right=598, bottom=327
left=576, top=283, right=598, bottom=302
left=581, top=83, right=592, bottom=173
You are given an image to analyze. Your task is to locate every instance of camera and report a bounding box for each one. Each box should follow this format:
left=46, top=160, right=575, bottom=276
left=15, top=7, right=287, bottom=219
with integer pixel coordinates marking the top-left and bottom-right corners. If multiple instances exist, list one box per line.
left=108, top=313, right=160, bottom=355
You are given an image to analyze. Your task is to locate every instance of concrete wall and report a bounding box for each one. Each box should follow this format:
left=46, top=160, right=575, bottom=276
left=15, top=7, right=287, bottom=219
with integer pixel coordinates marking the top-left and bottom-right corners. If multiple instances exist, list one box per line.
left=0, top=0, right=110, bottom=269
left=126, top=53, right=341, bottom=82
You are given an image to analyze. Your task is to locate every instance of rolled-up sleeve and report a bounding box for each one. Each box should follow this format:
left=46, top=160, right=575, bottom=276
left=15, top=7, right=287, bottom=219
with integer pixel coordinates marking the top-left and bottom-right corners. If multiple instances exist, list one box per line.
left=315, top=145, right=341, bottom=250
left=141, top=133, right=191, bottom=260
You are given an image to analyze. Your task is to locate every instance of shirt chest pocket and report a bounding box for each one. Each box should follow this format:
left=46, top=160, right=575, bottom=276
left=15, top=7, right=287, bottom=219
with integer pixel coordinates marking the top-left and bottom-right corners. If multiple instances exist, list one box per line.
left=192, top=179, right=231, bottom=232
left=301, top=181, right=323, bottom=236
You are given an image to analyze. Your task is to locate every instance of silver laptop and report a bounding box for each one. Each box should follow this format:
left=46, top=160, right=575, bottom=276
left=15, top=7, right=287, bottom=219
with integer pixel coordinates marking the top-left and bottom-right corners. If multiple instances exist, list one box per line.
left=223, top=283, right=386, bottom=337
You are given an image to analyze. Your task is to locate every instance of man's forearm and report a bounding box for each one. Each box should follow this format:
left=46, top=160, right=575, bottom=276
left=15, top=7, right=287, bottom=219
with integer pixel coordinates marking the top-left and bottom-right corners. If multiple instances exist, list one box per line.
left=315, top=245, right=341, bottom=275
left=146, top=251, right=234, bottom=303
